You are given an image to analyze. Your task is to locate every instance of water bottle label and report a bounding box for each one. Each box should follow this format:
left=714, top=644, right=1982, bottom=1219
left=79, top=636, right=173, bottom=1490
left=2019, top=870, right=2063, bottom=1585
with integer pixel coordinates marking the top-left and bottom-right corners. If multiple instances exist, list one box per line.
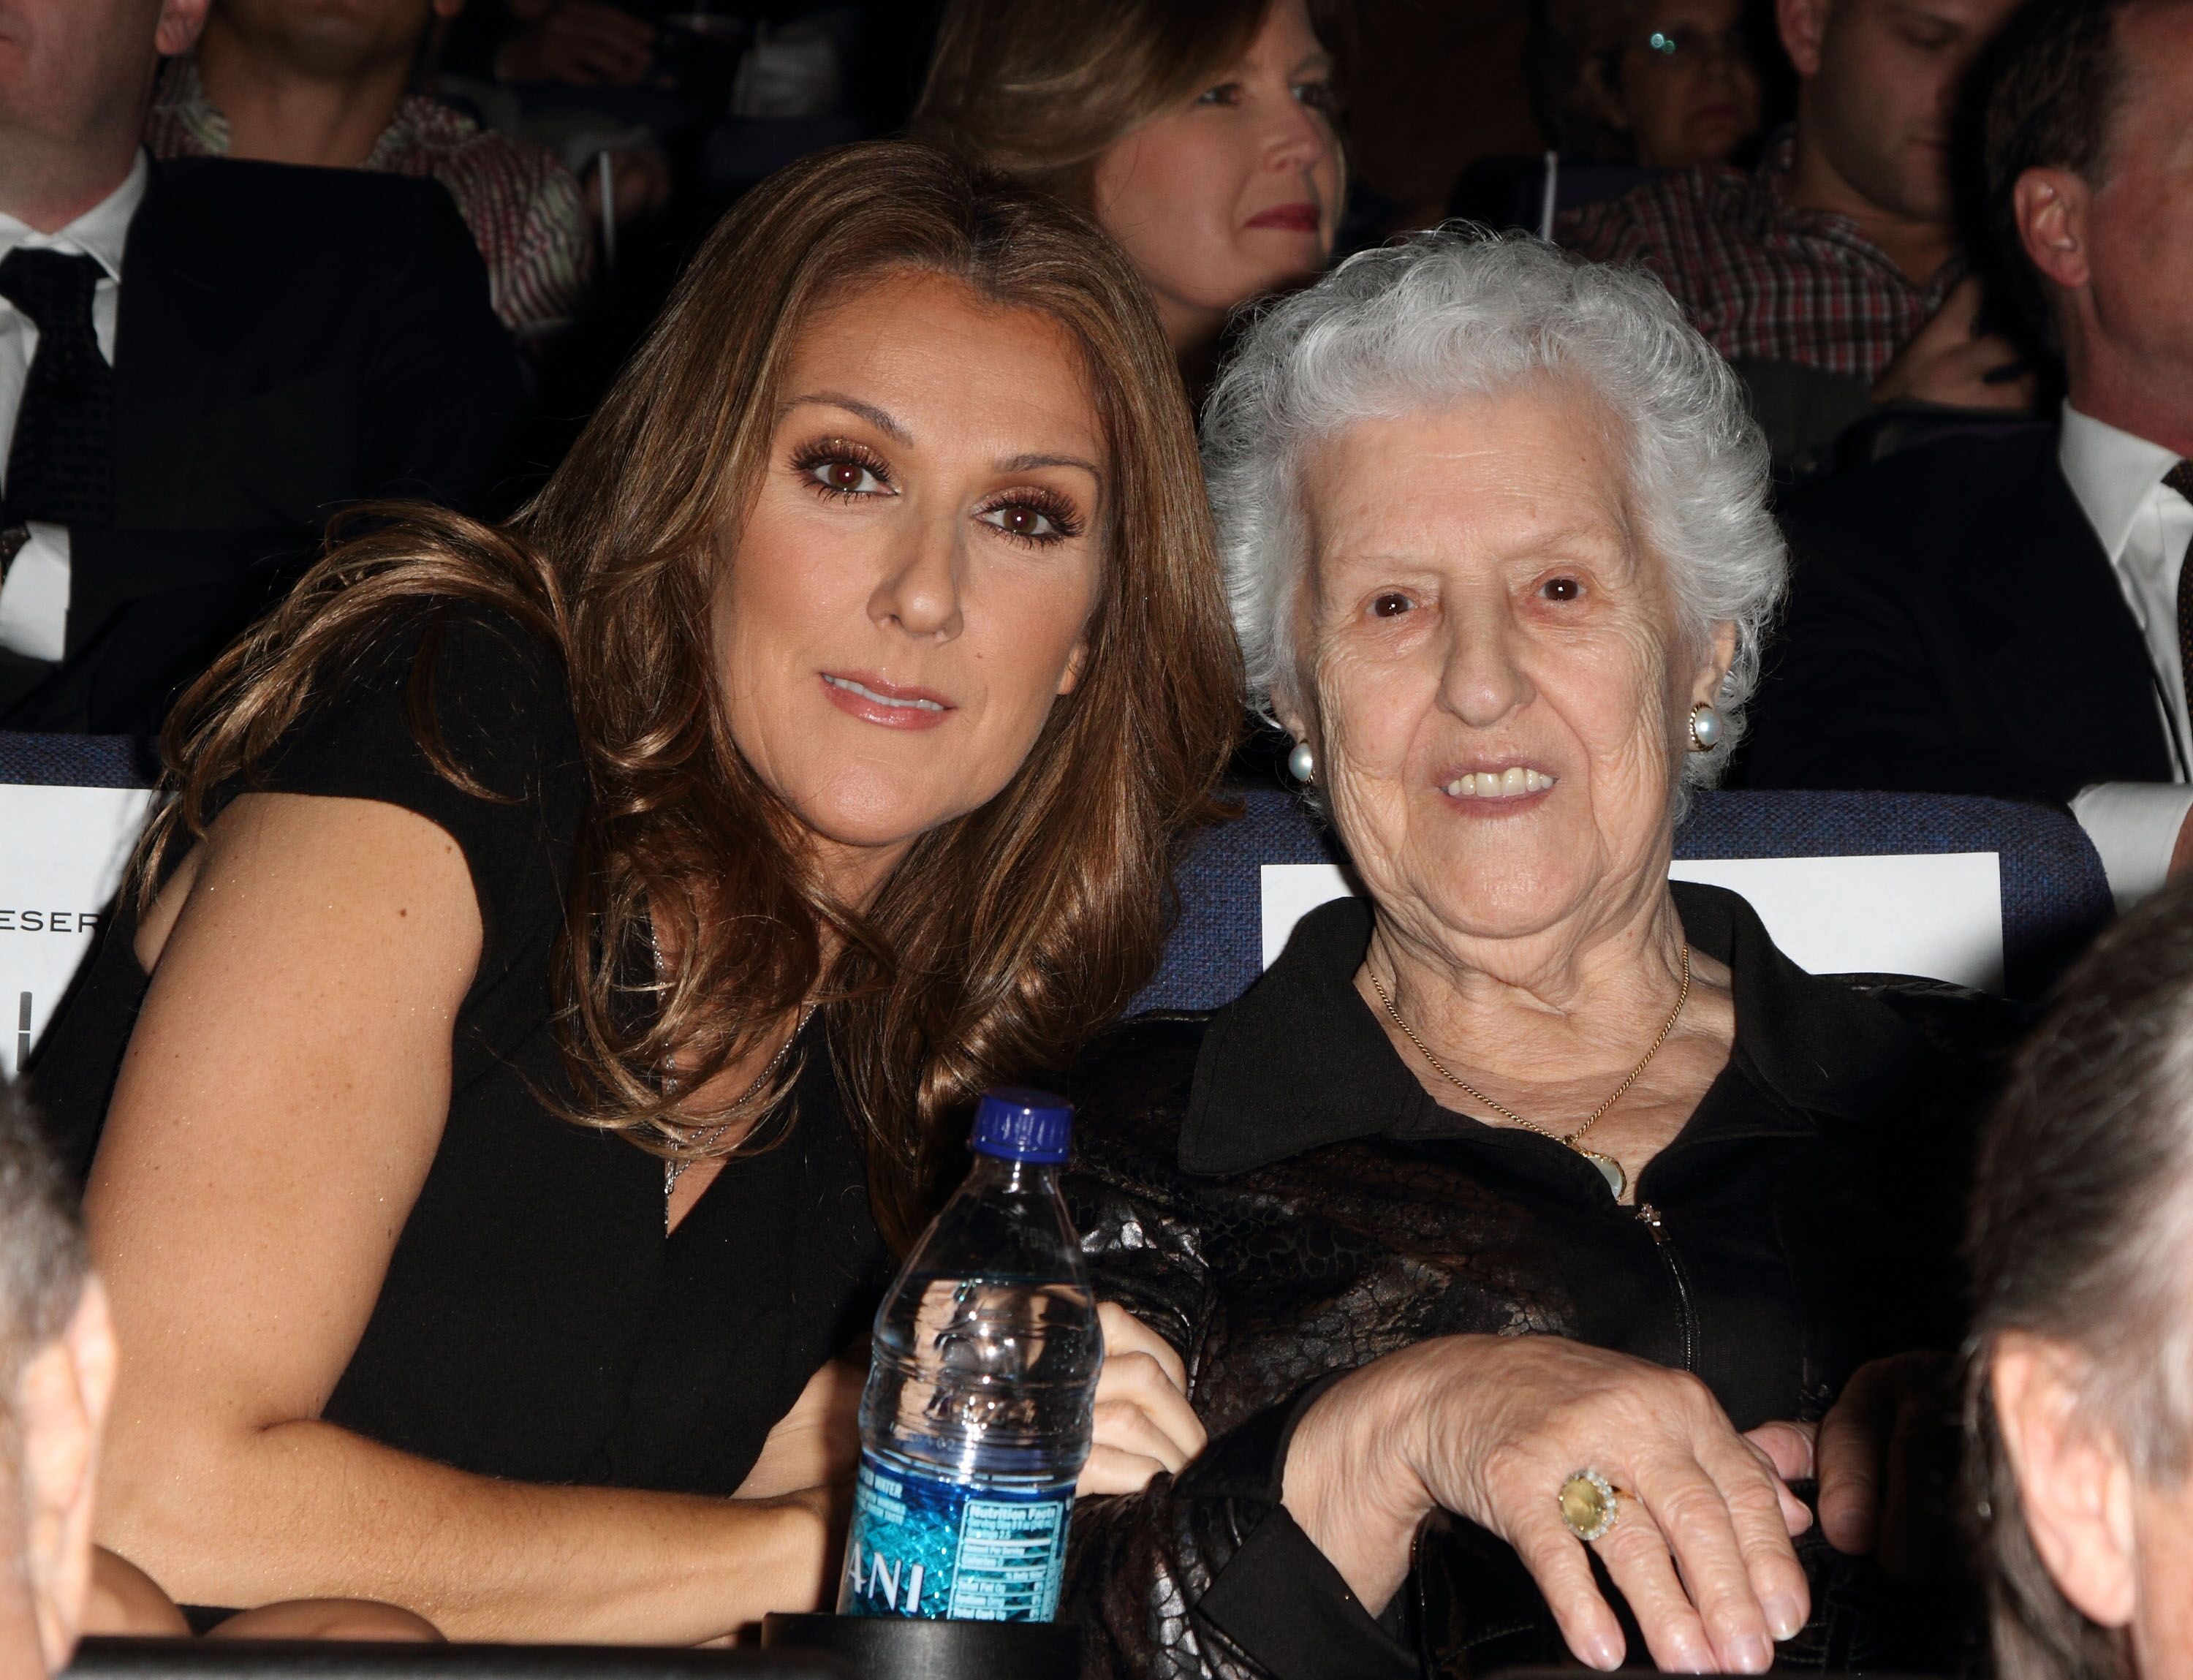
left=837, top=1451, right=1074, bottom=1622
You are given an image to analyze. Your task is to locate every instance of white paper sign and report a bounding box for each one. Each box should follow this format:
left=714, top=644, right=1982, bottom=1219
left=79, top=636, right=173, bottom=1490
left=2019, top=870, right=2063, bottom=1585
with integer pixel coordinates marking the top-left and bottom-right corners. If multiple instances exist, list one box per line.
left=0, top=784, right=157, bottom=1077
left=1262, top=850, right=2006, bottom=990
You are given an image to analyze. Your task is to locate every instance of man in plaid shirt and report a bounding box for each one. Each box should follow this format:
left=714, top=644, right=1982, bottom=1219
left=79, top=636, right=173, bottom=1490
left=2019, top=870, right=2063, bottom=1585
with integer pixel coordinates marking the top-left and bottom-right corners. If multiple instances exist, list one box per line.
left=1561, top=0, right=2031, bottom=472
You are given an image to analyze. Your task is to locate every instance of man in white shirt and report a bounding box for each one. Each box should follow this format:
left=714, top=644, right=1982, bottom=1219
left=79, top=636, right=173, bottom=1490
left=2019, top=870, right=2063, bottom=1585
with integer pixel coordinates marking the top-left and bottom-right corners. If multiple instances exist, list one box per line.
left=0, top=0, right=524, bottom=733
left=0, top=0, right=205, bottom=670
left=1743, top=0, right=2193, bottom=907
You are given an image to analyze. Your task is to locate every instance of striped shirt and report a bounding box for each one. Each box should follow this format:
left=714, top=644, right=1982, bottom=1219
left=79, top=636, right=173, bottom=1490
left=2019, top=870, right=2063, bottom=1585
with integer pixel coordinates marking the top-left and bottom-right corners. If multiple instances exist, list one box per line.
left=148, top=56, right=593, bottom=344
left=1556, top=132, right=1954, bottom=382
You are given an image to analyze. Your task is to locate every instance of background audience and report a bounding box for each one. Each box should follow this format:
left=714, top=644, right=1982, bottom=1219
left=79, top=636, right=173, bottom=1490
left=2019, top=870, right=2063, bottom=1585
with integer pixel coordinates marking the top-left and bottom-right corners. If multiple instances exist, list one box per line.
left=144, top=0, right=594, bottom=345
left=1969, top=876, right=2193, bottom=1680
left=1745, top=0, right=2193, bottom=908
left=0, top=0, right=524, bottom=737
left=914, top=0, right=1342, bottom=388
left=1558, top=0, right=2032, bottom=473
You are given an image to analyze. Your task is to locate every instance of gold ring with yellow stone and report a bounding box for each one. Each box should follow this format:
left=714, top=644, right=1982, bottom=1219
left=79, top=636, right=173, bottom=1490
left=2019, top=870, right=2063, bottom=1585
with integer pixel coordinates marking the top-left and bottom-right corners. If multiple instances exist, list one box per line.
left=1558, top=1469, right=1625, bottom=1542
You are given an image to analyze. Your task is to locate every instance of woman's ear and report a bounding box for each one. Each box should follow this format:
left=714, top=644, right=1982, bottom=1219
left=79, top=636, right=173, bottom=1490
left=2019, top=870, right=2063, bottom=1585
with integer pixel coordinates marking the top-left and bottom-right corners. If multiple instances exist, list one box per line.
left=1993, top=1334, right=2139, bottom=1630
left=1056, top=638, right=1091, bottom=698
left=1692, top=621, right=1738, bottom=708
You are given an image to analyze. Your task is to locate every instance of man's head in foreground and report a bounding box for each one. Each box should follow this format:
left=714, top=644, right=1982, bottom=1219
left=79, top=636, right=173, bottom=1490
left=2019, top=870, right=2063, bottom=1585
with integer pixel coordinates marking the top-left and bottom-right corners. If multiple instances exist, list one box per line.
left=0, top=1082, right=113, bottom=1679
left=1973, top=876, right=2193, bottom=1680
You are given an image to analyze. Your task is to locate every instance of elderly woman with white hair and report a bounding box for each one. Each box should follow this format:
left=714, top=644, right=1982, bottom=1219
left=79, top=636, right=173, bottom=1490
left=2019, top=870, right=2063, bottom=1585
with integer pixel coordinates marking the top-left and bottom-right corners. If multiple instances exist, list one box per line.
left=1058, top=230, right=2026, bottom=1679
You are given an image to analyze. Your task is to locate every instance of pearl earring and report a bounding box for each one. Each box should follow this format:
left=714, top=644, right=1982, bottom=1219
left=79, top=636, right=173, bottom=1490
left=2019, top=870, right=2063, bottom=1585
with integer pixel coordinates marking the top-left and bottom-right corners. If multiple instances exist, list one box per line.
left=1688, top=702, right=1724, bottom=752
left=1287, top=739, right=1316, bottom=783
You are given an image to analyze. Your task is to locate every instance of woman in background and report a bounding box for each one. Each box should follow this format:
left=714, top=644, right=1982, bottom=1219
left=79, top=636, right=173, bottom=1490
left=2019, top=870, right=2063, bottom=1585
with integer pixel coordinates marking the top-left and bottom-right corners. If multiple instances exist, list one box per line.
left=917, top=0, right=1344, bottom=387
left=32, top=140, right=1232, bottom=1641
left=1528, top=0, right=1762, bottom=168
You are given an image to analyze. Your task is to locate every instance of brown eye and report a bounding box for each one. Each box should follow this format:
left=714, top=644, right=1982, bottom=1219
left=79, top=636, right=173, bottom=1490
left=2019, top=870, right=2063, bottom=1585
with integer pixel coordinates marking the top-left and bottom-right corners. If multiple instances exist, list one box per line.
left=977, top=496, right=1075, bottom=543
left=1543, top=576, right=1582, bottom=602
left=1372, top=592, right=1412, bottom=618
left=804, top=453, right=887, bottom=496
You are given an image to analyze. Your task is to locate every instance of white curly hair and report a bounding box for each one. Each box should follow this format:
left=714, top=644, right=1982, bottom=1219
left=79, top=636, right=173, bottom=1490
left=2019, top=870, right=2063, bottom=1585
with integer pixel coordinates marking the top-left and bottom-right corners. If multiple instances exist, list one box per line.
left=1202, top=225, right=1787, bottom=787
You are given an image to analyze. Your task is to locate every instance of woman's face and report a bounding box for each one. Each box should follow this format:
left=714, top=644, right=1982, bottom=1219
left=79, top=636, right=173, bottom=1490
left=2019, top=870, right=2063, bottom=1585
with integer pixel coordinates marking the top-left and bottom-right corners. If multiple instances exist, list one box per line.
left=1090, top=0, right=1341, bottom=352
left=711, top=268, right=1106, bottom=901
left=1284, top=385, right=1734, bottom=954
left=1601, top=0, right=1761, bottom=167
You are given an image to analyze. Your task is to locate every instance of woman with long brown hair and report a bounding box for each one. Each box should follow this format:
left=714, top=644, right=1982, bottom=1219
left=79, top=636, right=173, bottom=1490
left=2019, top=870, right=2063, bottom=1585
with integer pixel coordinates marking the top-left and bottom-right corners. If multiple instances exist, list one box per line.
left=29, top=139, right=1238, bottom=1637
left=917, top=0, right=1345, bottom=385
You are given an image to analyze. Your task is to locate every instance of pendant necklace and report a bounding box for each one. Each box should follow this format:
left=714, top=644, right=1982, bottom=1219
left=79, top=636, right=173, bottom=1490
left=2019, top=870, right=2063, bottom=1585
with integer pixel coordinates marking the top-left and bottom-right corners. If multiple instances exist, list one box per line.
left=1366, top=947, right=1690, bottom=1202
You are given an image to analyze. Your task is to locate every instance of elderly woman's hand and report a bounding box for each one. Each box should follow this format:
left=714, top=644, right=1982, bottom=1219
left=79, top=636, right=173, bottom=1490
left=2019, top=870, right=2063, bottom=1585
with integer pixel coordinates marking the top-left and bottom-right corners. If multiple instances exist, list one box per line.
left=1283, top=1335, right=1812, bottom=1673
left=1079, top=1302, right=1209, bottom=1496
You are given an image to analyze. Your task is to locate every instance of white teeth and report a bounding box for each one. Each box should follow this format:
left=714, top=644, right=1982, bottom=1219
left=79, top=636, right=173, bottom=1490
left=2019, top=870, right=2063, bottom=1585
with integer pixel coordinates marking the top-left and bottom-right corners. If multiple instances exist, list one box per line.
left=825, top=675, right=944, bottom=711
left=1443, top=768, right=1555, bottom=798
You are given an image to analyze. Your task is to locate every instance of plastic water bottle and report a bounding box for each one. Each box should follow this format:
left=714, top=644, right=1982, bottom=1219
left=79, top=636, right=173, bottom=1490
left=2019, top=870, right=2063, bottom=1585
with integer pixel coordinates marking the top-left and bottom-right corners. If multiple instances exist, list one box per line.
left=837, top=1088, right=1099, bottom=1623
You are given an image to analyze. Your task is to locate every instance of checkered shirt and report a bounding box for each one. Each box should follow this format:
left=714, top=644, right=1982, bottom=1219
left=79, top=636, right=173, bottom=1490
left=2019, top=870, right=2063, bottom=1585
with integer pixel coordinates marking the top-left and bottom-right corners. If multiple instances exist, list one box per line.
left=148, top=56, right=593, bottom=344
left=1556, top=132, right=1954, bottom=382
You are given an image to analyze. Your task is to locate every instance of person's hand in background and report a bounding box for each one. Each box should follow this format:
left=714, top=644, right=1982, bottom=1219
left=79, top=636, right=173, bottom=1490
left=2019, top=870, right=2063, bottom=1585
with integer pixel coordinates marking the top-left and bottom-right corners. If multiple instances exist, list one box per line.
left=498, top=0, right=655, bottom=86
left=1871, top=277, right=2037, bottom=411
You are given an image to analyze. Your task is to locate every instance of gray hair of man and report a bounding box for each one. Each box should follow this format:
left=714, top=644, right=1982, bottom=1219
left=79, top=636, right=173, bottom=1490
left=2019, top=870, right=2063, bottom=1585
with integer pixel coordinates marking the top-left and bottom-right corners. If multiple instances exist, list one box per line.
left=1204, top=227, right=1787, bottom=793
left=0, top=1083, right=86, bottom=1432
left=1966, top=877, right=2193, bottom=1680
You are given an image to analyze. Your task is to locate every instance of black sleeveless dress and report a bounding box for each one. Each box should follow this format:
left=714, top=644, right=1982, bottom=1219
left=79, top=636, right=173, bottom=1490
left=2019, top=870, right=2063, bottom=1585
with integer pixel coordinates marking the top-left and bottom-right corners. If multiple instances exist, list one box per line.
left=31, top=607, right=887, bottom=1494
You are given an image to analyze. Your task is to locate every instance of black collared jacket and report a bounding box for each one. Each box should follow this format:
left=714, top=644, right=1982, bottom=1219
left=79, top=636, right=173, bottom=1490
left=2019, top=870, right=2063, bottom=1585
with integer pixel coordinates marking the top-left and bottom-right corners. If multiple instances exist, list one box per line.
left=1059, top=884, right=2027, bottom=1680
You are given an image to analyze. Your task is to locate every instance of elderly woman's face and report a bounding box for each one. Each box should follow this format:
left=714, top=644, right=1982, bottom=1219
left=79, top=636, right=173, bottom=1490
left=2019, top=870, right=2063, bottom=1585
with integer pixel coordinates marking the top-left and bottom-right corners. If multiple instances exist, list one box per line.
left=1286, top=384, right=1732, bottom=945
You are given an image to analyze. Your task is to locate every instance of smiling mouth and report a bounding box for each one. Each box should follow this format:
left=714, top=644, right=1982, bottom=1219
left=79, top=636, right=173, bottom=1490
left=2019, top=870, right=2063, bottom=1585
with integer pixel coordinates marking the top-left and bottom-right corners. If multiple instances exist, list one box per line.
left=1444, top=768, right=1556, bottom=799
left=822, top=673, right=947, bottom=713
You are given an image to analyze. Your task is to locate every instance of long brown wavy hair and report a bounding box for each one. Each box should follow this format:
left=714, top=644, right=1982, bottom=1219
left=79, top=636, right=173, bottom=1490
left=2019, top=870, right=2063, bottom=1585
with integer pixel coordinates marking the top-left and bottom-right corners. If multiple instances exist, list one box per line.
left=143, top=140, right=1242, bottom=1249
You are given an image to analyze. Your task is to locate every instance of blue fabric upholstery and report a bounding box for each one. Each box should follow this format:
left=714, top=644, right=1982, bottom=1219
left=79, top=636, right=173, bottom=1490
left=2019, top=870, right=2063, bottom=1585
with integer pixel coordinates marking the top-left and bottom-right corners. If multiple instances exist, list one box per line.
left=0, top=732, right=156, bottom=790
left=1133, top=787, right=2111, bottom=1013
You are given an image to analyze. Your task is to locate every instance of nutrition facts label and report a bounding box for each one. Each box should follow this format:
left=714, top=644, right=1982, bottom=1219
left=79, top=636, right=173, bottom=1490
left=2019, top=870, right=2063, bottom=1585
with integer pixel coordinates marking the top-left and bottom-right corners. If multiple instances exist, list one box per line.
left=838, top=1453, right=1073, bottom=1622
left=945, top=1495, right=1069, bottom=1619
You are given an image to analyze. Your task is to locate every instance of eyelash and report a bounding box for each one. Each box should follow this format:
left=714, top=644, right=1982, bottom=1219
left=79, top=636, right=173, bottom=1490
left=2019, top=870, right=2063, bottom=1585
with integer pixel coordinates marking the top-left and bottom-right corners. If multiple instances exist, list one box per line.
left=787, top=439, right=1083, bottom=546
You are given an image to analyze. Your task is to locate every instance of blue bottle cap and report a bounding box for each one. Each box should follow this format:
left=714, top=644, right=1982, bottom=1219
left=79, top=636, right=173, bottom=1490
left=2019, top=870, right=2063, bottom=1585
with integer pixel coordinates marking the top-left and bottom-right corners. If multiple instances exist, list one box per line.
left=969, top=1086, right=1073, bottom=1163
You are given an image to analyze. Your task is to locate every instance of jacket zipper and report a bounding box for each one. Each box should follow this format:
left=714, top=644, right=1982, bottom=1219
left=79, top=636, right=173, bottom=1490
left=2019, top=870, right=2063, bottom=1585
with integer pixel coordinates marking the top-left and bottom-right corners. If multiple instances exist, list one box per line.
left=1636, top=1203, right=1699, bottom=1372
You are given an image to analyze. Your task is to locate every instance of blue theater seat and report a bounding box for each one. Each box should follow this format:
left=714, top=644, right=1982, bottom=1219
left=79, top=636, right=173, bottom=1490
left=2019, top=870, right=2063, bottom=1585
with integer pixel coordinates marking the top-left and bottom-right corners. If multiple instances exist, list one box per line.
left=1133, top=787, right=2113, bottom=1013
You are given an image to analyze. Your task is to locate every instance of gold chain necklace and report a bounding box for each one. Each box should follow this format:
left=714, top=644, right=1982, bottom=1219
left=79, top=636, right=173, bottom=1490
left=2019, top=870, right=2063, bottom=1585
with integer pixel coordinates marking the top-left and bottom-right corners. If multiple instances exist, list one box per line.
left=1366, top=945, right=1690, bottom=1202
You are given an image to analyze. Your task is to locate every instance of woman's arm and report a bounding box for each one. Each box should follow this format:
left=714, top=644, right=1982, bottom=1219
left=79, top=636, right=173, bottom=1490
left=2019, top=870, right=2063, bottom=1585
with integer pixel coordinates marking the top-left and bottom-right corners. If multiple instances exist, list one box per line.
left=91, top=794, right=826, bottom=1641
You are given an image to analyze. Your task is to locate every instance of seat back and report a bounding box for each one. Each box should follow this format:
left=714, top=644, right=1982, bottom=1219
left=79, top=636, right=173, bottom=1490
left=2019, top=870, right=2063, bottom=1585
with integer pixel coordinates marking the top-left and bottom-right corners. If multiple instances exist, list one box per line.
left=0, top=733, right=159, bottom=1077
left=1132, top=787, right=2111, bottom=1014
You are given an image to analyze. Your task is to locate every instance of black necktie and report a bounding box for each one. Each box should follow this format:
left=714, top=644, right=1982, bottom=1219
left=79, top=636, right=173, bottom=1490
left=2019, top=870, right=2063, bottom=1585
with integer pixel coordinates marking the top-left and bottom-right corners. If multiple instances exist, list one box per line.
left=2172, top=460, right=2193, bottom=710
left=0, top=248, right=114, bottom=528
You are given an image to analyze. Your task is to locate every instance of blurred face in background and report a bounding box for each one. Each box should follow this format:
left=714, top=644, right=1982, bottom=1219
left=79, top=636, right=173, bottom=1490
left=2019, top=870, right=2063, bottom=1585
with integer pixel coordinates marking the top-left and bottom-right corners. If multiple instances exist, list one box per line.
left=0, top=0, right=205, bottom=224
left=1594, top=0, right=1762, bottom=165
left=1780, top=0, right=2021, bottom=222
left=1089, top=0, right=1342, bottom=354
left=207, top=0, right=456, bottom=76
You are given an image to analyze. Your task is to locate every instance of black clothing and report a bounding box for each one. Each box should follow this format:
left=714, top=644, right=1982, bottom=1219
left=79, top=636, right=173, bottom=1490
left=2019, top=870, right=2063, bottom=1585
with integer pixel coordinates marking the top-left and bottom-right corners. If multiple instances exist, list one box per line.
left=0, top=157, right=528, bottom=736
left=31, top=608, right=885, bottom=1493
left=0, top=249, right=115, bottom=526
left=1061, top=887, right=2024, bottom=1680
left=1743, top=428, right=2175, bottom=801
